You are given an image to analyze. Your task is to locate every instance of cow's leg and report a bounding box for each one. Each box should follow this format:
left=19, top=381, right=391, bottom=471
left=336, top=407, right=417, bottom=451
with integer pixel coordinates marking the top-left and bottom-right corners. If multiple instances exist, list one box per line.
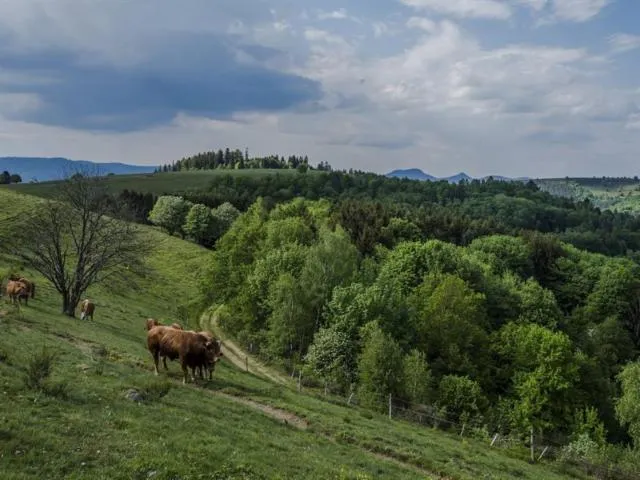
left=151, top=350, right=160, bottom=376
left=162, top=355, right=169, bottom=371
left=180, top=358, right=188, bottom=384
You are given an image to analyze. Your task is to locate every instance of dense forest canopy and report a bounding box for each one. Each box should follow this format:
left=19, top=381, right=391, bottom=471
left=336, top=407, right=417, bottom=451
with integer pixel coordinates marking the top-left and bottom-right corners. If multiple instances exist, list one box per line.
left=199, top=196, right=640, bottom=454
left=129, top=171, right=640, bottom=259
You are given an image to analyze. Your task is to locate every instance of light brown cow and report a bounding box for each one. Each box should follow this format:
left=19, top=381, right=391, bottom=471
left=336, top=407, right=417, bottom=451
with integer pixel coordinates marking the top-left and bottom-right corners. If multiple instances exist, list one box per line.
left=9, top=276, right=35, bottom=299
left=79, top=299, right=95, bottom=321
left=144, top=319, right=184, bottom=370
left=5, top=280, right=28, bottom=306
left=146, top=326, right=220, bottom=384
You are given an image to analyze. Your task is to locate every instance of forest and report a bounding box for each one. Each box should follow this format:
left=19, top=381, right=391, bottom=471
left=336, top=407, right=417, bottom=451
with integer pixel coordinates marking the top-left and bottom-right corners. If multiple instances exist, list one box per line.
left=197, top=194, right=640, bottom=473
left=157, top=148, right=332, bottom=172
left=0, top=170, right=22, bottom=184
left=130, top=171, right=640, bottom=261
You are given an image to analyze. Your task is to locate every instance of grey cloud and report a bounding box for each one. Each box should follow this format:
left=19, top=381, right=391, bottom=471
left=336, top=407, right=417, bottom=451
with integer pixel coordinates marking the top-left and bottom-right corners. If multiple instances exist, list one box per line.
left=0, top=32, right=323, bottom=131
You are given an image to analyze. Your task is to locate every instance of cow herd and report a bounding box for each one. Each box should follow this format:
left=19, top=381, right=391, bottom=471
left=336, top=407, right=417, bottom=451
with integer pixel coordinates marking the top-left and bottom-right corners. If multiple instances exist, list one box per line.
left=2, top=273, right=225, bottom=384
left=145, top=319, right=224, bottom=384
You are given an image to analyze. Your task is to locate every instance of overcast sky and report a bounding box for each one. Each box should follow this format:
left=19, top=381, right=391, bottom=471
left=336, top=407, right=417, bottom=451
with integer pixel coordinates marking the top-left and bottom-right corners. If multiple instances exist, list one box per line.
left=0, top=0, right=639, bottom=177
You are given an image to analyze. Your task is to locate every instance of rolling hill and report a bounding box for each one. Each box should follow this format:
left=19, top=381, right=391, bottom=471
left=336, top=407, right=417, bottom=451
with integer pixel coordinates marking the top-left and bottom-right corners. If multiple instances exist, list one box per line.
left=535, top=177, right=640, bottom=214
left=386, top=169, right=528, bottom=184
left=0, top=157, right=156, bottom=182
left=0, top=187, right=593, bottom=480
left=4, top=168, right=305, bottom=198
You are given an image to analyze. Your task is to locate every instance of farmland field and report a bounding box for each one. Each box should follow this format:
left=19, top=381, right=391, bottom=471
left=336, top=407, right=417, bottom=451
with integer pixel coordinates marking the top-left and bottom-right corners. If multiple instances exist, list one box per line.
left=535, top=178, right=640, bottom=213
left=4, top=169, right=306, bottom=198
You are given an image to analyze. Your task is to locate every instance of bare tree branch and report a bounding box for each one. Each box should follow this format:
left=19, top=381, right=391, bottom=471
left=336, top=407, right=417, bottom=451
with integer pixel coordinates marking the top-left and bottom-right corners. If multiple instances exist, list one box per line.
left=1, top=171, right=149, bottom=317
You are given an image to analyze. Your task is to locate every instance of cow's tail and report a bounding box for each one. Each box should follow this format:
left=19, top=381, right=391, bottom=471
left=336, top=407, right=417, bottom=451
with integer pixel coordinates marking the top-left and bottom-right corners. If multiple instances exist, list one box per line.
left=31, top=283, right=35, bottom=299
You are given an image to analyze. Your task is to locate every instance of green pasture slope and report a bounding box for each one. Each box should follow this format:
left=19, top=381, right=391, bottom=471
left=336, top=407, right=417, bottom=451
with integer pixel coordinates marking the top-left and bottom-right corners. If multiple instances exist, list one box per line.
left=536, top=178, right=640, bottom=214
left=5, top=169, right=304, bottom=198
left=0, top=189, right=590, bottom=480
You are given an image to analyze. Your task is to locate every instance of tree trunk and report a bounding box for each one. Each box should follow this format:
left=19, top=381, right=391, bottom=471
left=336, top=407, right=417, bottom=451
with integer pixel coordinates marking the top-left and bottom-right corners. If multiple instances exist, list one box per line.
left=62, top=291, right=81, bottom=317
left=62, top=292, right=75, bottom=317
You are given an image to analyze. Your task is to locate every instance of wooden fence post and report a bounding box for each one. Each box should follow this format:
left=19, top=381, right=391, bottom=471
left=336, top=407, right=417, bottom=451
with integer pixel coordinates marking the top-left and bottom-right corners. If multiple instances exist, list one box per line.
left=460, top=423, right=466, bottom=437
left=347, top=392, right=354, bottom=405
left=245, top=356, right=248, bottom=372
left=297, top=370, right=302, bottom=392
left=388, top=394, right=392, bottom=419
left=490, top=433, right=499, bottom=447
left=530, top=427, right=535, bottom=463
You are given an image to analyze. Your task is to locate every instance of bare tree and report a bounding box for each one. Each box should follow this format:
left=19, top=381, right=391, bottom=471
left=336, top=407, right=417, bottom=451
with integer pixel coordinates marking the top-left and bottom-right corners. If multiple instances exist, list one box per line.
left=3, top=169, right=148, bottom=317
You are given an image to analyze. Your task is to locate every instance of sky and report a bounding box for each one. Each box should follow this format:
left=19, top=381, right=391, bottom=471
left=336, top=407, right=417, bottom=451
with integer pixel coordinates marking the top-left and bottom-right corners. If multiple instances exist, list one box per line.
left=0, top=0, right=639, bottom=177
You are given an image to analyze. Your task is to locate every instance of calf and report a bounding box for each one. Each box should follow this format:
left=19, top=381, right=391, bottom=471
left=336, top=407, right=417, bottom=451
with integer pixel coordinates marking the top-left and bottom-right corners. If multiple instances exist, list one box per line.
left=147, top=326, right=218, bottom=384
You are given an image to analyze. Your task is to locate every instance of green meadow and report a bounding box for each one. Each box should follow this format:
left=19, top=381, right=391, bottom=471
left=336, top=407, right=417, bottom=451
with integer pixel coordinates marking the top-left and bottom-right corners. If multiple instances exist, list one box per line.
left=0, top=188, right=593, bottom=479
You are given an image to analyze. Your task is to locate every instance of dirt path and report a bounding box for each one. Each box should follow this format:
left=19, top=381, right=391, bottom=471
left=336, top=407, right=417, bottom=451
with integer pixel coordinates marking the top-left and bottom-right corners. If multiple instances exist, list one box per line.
left=200, top=312, right=292, bottom=387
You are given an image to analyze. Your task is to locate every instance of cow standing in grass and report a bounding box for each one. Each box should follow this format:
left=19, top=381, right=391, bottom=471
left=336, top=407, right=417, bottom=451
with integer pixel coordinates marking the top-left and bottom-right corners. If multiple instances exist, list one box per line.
left=79, top=299, right=95, bottom=320
left=144, top=319, right=184, bottom=370
left=147, top=326, right=221, bottom=384
left=196, top=331, right=223, bottom=380
left=9, top=275, right=35, bottom=300
left=5, top=280, right=29, bottom=306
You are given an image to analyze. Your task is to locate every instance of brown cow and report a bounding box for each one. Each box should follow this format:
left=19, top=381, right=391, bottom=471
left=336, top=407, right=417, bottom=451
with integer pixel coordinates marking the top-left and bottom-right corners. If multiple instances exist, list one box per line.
left=147, top=326, right=219, bottom=384
left=5, top=280, right=28, bottom=306
left=9, top=276, right=35, bottom=299
left=195, top=331, right=223, bottom=380
left=144, top=319, right=184, bottom=370
left=145, top=318, right=183, bottom=331
left=79, top=299, right=95, bottom=321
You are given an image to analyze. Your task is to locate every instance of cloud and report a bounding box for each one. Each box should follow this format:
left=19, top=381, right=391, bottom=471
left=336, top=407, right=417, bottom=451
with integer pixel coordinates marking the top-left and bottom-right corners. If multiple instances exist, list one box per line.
left=517, top=0, right=611, bottom=24
left=399, top=0, right=512, bottom=20
left=0, top=0, right=638, bottom=177
left=0, top=29, right=322, bottom=131
left=609, top=33, right=640, bottom=54
left=317, top=9, right=350, bottom=20
left=550, top=0, right=610, bottom=22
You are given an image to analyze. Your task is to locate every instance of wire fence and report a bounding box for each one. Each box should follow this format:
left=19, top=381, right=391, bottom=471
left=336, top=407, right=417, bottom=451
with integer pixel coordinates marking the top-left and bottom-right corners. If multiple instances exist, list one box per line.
left=294, top=381, right=640, bottom=480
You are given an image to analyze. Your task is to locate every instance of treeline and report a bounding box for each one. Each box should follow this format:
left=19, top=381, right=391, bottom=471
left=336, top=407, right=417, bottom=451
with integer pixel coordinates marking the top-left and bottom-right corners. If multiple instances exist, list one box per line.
left=0, top=171, right=22, bottom=184
left=156, top=148, right=332, bottom=173
left=169, top=171, right=640, bottom=259
left=572, top=177, right=640, bottom=188
left=200, top=196, right=640, bottom=471
left=147, top=195, right=240, bottom=248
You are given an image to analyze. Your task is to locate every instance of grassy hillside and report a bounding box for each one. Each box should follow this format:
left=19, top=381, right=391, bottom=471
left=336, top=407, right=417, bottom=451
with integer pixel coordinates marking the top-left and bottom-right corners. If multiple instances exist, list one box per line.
left=4, top=169, right=305, bottom=198
left=536, top=178, right=640, bottom=214
left=0, top=189, right=593, bottom=479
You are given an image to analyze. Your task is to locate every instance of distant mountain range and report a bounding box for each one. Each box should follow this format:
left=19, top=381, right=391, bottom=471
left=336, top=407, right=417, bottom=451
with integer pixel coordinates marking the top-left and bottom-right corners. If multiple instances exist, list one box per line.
left=386, top=168, right=528, bottom=184
left=0, top=157, right=156, bottom=182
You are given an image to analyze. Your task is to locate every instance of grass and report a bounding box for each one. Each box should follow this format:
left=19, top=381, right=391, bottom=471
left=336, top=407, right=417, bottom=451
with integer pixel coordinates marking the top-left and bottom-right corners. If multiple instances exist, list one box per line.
left=0, top=188, right=592, bottom=479
left=2, top=169, right=308, bottom=199
left=536, top=178, right=640, bottom=214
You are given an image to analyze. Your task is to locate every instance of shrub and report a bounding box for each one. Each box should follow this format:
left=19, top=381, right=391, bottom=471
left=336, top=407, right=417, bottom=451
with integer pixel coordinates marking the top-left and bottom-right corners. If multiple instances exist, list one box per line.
left=24, top=346, right=57, bottom=391
left=138, top=379, right=172, bottom=403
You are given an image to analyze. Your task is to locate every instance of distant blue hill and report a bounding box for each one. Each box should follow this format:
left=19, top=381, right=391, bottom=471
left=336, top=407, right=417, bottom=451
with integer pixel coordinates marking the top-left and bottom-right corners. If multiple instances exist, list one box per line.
left=387, top=168, right=529, bottom=184
left=386, top=168, right=437, bottom=181
left=0, top=157, right=156, bottom=182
